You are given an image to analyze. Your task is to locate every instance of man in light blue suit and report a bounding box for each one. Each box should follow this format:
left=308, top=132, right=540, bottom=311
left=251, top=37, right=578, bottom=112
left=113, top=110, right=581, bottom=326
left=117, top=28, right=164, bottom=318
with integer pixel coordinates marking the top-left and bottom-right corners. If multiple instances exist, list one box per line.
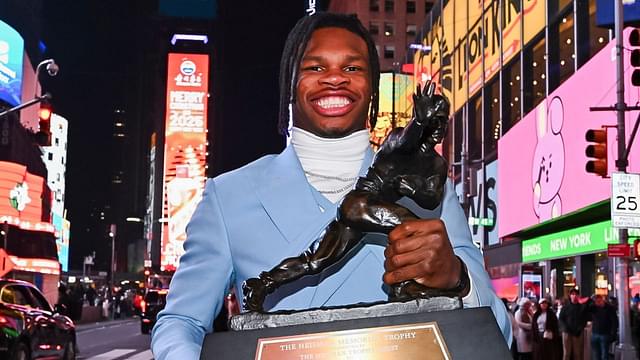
left=152, top=13, right=512, bottom=359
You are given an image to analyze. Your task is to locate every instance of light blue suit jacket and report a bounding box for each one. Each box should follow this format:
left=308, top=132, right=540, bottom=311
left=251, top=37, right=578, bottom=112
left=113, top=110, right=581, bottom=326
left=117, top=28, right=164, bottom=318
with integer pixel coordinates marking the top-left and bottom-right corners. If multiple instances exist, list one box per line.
left=151, top=145, right=512, bottom=359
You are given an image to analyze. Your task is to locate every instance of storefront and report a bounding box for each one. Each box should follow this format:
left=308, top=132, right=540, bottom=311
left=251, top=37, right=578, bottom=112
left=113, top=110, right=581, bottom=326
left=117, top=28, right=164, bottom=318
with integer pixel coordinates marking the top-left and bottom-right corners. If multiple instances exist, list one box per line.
left=521, top=220, right=640, bottom=301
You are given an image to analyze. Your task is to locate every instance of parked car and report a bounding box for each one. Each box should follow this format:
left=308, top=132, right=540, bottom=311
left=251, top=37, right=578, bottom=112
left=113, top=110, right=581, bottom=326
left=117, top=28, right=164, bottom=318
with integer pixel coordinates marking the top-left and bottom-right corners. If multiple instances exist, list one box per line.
left=140, top=289, right=167, bottom=334
left=0, top=279, right=76, bottom=359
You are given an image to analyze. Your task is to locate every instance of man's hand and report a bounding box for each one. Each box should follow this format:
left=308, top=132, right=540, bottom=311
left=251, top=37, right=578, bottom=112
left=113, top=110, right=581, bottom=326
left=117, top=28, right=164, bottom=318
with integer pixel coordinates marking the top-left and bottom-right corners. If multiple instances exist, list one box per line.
left=383, top=219, right=460, bottom=289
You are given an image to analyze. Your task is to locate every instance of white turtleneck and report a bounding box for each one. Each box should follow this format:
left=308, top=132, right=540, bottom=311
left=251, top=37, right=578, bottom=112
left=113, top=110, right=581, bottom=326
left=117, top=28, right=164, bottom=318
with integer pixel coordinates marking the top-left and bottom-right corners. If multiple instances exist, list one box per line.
left=291, top=127, right=370, bottom=203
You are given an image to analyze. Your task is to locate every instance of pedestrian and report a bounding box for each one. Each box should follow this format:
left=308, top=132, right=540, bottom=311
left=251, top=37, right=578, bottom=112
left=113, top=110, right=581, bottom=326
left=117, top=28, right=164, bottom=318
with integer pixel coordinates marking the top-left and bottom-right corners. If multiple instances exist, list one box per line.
left=589, top=295, right=617, bottom=360
left=531, top=298, right=562, bottom=360
left=150, top=12, right=512, bottom=359
left=559, top=288, right=591, bottom=360
left=515, top=297, right=534, bottom=360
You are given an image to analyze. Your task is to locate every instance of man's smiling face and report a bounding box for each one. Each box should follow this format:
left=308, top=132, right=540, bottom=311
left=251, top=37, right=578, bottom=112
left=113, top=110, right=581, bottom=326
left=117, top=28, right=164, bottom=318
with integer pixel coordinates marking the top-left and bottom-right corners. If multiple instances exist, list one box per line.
left=292, top=27, right=372, bottom=138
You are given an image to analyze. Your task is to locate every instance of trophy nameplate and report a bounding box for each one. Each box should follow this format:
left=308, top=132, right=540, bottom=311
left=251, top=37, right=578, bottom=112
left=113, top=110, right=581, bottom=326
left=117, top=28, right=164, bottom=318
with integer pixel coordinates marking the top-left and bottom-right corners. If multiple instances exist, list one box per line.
left=256, top=322, right=450, bottom=360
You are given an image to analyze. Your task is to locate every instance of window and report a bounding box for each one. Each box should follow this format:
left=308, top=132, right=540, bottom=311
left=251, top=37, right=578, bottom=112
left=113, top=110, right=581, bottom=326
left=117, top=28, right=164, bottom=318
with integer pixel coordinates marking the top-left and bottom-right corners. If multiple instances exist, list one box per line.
left=384, top=22, right=395, bottom=37
left=548, top=8, right=574, bottom=92
left=27, top=287, right=52, bottom=311
left=55, top=137, right=59, bottom=145
left=468, top=96, right=483, bottom=162
left=426, top=0, right=434, bottom=13
left=61, top=156, right=65, bottom=165
left=575, top=0, right=609, bottom=68
left=48, top=152, right=53, bottom=161
left=370, top=0, right=379, bottom=11
left=502, top=58, right=522, bottom=133
left=484, top=79, right=500, bottom=157
left=370, top=22, right=379, bottom=36
left=1, top=286, right=32, bottom=306
left=407, top=0, right=416, bottom=13
left=385, top=0, right=394, bottom=13
left=523, top=36, right=547, bottom=114
left=384, top=45, right=395, bottom=59
left=406, top=24, right=417, bottom=37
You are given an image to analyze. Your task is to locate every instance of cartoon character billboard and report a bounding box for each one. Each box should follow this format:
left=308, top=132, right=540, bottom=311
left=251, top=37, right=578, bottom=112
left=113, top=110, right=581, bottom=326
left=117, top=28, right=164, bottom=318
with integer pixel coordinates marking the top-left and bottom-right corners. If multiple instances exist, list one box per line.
left=498, top=29, right=640, bottom=238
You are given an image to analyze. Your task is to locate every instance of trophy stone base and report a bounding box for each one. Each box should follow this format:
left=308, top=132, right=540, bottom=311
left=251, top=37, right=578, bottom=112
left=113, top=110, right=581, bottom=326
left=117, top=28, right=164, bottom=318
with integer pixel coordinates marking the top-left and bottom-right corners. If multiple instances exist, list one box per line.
left=230, top=296, right=462, bottom=331
left=201, top=298, right=511, bottom=359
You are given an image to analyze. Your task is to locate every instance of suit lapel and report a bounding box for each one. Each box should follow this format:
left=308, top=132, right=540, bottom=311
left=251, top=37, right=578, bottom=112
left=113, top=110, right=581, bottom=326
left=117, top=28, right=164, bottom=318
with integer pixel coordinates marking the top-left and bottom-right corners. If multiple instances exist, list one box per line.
left=252, top=145, right=323, bottom=244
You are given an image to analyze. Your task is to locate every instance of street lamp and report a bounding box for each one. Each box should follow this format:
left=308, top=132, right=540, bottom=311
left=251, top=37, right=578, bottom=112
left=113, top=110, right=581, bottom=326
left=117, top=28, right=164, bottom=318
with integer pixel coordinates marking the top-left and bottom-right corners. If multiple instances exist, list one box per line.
left=34, top=59, right=59, bottom=96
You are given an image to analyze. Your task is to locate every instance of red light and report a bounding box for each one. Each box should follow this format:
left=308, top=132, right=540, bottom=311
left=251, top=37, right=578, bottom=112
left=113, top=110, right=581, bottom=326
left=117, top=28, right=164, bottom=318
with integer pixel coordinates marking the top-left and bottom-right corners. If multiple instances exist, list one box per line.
left=0, top=315, right=8, bottom=324
left=141, top=300, right=146, bottom=313
left=38, top=107, right=52, bottom=121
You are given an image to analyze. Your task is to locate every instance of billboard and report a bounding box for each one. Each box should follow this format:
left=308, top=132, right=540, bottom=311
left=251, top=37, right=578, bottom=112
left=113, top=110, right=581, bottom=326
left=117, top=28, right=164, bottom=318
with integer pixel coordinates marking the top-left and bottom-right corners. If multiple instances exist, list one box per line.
left=370, top=73, right=414, bottom=148
left=455, top=160, right=498, bottom=249
left=0, top=20, right=24, bottom=107
left=0, top=161, right=54, bottom=233
left=522, top=220, right=640, bottom=263
left=161, top=53, right=209, bottom=271
left=52, top=213, right=69, bottom=272
left=596, top=0, right=640, bottom=28
left=498, top=29, right=640, bottom=238
left=414, top=0, right=545, bottom=113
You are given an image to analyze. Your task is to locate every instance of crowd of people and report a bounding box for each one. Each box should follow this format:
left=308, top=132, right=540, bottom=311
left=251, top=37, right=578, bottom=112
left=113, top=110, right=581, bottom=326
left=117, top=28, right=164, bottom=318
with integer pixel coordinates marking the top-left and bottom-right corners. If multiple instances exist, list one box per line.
left=507, top=289, right=619, bottom=360
left=56, top=282, right=144, bottom=321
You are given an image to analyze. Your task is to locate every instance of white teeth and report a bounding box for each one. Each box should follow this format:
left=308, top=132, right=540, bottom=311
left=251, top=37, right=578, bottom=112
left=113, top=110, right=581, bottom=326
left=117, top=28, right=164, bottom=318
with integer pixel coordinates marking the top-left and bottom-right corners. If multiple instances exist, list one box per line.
left=316, top=96, right=351, bottom=109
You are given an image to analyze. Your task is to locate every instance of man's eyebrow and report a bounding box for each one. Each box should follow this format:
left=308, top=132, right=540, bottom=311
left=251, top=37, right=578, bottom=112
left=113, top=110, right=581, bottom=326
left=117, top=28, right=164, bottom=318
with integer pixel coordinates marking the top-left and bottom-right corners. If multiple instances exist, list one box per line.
left=301, top=54, right=368, bottom=62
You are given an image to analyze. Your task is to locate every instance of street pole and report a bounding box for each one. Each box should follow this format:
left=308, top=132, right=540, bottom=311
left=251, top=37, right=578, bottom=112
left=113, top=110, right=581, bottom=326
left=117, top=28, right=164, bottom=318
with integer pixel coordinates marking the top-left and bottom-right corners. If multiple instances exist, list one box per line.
left=614, top=1, right=635, bottom=358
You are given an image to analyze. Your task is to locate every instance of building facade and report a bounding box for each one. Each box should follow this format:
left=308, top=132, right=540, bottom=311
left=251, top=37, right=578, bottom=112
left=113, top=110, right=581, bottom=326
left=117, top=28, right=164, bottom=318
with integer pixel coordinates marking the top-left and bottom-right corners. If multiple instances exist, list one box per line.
left=0, top=5, right=61, bottom=305
left=411, top=0, right=640, bottom=302
left=328, top=0, right=434, bottom=71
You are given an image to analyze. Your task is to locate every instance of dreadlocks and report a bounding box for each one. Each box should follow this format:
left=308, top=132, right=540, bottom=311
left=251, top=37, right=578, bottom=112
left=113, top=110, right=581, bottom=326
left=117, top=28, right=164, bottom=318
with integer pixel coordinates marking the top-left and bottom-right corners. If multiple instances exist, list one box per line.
left=277, top=12, right=380, bottom=136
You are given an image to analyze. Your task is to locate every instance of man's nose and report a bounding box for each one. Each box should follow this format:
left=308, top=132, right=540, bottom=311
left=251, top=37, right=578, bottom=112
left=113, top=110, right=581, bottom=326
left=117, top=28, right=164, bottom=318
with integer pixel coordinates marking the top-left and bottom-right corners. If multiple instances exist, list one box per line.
left=319, top=69, right=349, bottom=86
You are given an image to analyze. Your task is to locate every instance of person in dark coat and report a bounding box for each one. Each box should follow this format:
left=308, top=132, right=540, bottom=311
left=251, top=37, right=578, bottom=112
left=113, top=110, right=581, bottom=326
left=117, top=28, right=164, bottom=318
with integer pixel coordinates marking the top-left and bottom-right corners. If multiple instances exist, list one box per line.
left=559, top=288, right=591, bottom=360
left=531, top=297, right=563, bottom=360
left=589, top=295, right=618, bottom=360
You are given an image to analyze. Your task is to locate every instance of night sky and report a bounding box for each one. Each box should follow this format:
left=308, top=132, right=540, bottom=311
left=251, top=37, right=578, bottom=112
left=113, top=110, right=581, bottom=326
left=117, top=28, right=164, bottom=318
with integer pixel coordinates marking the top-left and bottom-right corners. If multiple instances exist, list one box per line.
left=38, top=0, right=307, bottom=270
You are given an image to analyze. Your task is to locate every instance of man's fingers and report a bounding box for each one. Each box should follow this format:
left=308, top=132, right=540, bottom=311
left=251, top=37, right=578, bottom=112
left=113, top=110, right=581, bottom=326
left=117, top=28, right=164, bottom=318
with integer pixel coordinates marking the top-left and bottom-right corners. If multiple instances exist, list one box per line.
left=383, top=261, right=434, bottom=285
left=384, top=247, right=433, bottom=272
left=388, top=219, right=444, bottom=243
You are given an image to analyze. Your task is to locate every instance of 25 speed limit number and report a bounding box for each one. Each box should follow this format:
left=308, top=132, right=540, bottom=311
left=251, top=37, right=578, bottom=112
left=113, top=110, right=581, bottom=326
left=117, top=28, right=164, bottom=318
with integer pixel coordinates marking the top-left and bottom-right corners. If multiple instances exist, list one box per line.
left=612, top=172, right=640, bottom=228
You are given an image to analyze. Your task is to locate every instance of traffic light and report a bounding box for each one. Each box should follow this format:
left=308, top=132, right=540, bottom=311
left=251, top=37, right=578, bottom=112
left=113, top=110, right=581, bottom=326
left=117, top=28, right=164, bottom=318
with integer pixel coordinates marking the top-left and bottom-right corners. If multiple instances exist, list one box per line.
left=631, top=29, right=640, bottom=86
left=36, top=102, right=52, bottom=146
left=585, top=128, right=607, bottom=177
left=144, top=268, right=151, bottom=277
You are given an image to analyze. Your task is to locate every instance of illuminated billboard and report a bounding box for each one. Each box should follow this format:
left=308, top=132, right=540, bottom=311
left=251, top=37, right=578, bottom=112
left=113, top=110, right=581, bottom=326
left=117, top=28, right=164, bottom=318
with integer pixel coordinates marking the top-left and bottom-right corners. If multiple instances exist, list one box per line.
left=370, top=73, right=414, bottom=148
left=498, top=29, right=640, bottom=238
left=0, top=161, right=54, bottom=233
left=0, top=20, right=24, bottom=106
left=161, top=53, right=209, bottom=271
left=52, top=213, right=69, bottom=272
left=414, top=0, right=545, bottom=112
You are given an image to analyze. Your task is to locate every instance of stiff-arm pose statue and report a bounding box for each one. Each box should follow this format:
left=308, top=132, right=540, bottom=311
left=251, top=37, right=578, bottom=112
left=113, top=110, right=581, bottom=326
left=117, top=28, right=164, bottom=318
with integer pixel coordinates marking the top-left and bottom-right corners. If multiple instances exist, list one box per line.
left=243, top=82, right=466, bottom=312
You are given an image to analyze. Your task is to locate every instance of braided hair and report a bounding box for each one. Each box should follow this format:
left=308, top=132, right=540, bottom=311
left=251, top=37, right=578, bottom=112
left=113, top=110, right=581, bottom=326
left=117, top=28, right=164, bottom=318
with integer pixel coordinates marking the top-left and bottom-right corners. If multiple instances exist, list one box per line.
left=277, top=12, right=380, bottom=136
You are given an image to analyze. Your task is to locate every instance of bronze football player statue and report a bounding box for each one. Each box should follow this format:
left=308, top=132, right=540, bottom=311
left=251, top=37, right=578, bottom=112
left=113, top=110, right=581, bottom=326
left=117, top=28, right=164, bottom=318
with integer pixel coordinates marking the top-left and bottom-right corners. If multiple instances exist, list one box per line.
left=243, top=82, right=453, bottom=312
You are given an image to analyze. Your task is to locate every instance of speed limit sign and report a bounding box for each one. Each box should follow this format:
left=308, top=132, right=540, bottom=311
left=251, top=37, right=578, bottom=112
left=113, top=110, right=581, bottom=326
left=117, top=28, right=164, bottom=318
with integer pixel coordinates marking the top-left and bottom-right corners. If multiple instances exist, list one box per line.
left=612, top=172, right=640, bottom=228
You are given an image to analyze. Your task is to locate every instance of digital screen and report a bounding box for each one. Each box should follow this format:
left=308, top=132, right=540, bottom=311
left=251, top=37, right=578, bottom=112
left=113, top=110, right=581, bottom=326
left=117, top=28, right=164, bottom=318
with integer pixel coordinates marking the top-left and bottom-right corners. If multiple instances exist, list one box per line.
left=52, top=213, right=69, bottom=272
left=0, top=161, right=54, bottom=233
left=522, top=273, right=542, bottom=300
left=161, top=53, right=209, bottom=271
left=0, top=20, right=24, bottom=107
left=596, top=0, right=640, bottom=28
left=498, top=29, right=640, bottom=238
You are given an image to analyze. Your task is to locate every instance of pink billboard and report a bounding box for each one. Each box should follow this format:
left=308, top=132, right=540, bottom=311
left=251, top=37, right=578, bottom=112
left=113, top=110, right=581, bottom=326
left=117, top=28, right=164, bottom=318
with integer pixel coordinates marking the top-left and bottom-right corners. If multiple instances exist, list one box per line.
left=498, top=28, right=640, bottom=238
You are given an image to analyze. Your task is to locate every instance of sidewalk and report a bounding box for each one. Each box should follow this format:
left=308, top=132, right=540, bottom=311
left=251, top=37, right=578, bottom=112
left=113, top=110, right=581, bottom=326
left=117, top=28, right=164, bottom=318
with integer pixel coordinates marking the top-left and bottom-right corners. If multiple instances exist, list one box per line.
left=75, top=317, right=138, bottom=332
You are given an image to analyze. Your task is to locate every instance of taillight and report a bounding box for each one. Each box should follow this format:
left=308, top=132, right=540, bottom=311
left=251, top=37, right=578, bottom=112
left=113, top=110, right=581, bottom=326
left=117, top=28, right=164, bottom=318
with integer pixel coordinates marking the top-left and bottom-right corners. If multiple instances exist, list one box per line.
left=141, top=300, right=146, bottom=313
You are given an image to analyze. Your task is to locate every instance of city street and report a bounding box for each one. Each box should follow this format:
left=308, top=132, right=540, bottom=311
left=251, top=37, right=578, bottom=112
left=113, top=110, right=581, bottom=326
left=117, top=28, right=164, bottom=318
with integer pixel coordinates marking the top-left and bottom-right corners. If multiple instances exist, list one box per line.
left=76, top=318, right=153, bottom=360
